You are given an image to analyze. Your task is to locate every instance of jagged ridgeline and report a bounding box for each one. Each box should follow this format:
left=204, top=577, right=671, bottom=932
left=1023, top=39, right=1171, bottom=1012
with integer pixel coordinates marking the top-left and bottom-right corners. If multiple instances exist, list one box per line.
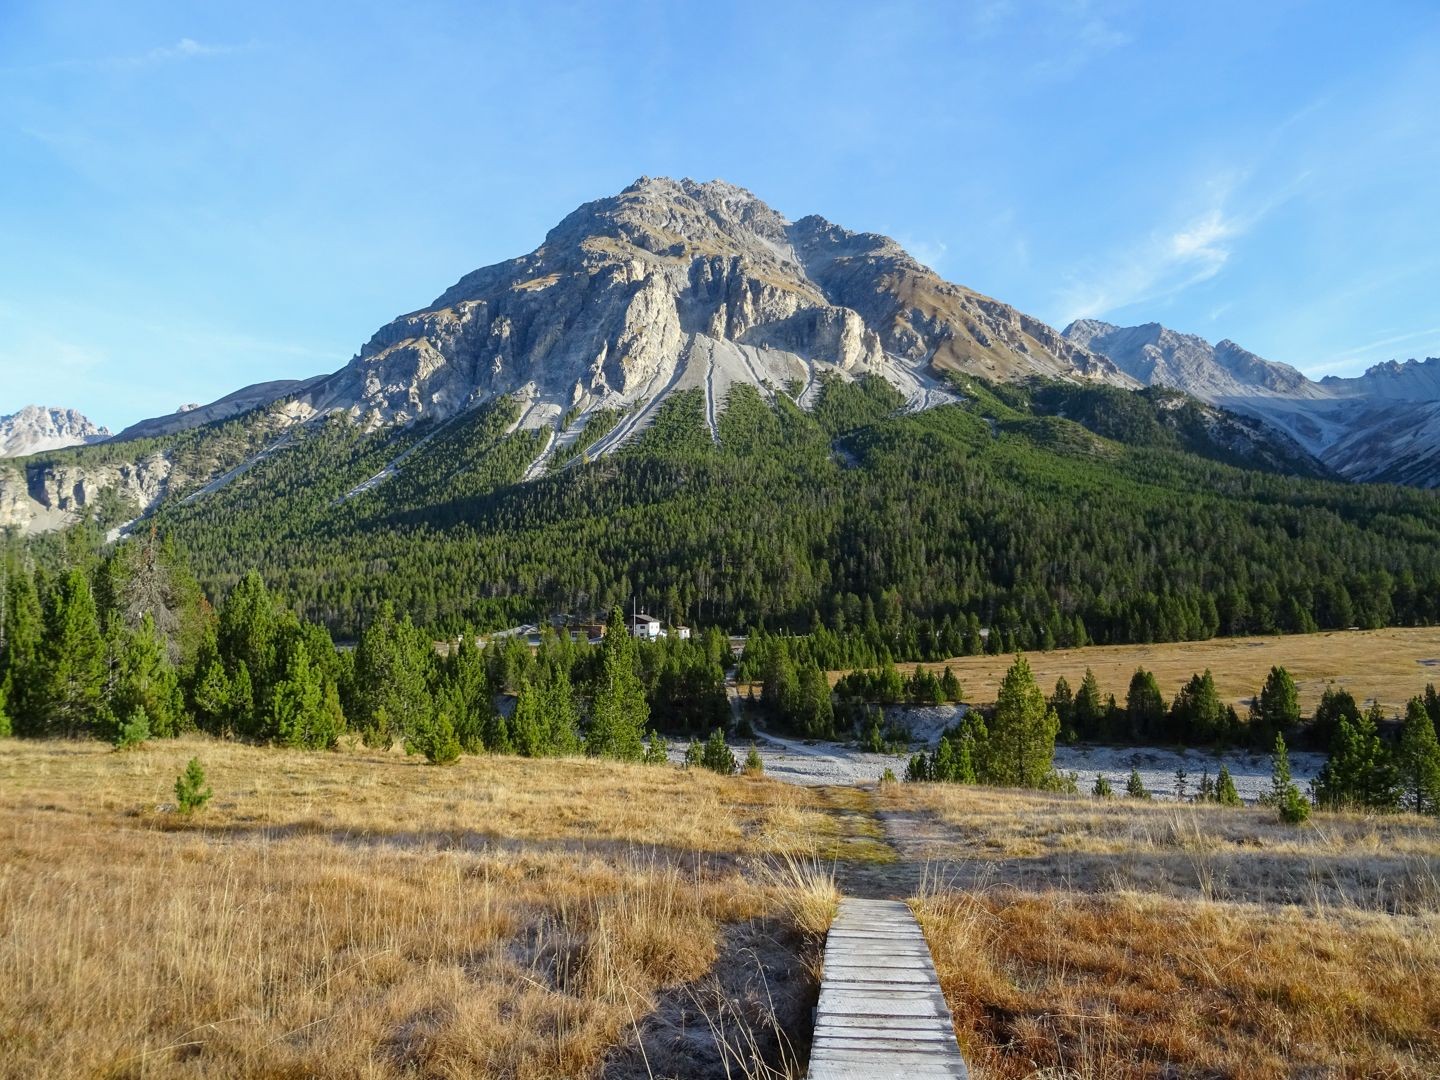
left=2, top=176, right=1439, bottom=645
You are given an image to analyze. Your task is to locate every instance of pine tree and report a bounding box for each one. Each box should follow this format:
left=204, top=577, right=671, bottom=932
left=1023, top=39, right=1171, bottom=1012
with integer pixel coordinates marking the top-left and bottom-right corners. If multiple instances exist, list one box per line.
left=1270, top=733, right=1311, bottom=823
left=38, top=568, right=107, bottom=736
left=510, top=680, right=545, bottom=757
left=543, top=667, right=583, bottom=755
left=1, top=559, right=43, bottom=734
left=406, top=710, right=462, bottom=765
left=983, top=654, right=1059, bottom=788
left=1314, top=706, right=1398, bottom=811
left=1251, top=666, right=1300, bottom=748
left=174, top=757, right=213, bottom=814
left=1396, top=696, right=1440, bottom=815
left=1093, top=773, right=1114, bottom=798
left=1126, top=768, right=1150, bottom=799
left=1215, top=764, right=1241, bottom=806
left=108, top=615, right=185, bottom=739
left=269, top=638, right=341, bottom=748
left=1074, top=668, right=1106, bottom=738
left=1311, top=684, right=1360, bottom=751
left=1126, top=668, right=1166, bottom=739
left=1050, top=675, right=1074, bottom=734
left=1197, top=768, right=1215, bottom=803
left=587, top=608, right=647, bottom=761
left=1172, top=670, right=1226, bottom=744
left=939, top=666, right=962, bottom=702
left=1173, top=765, right=1189, bottom=801
left=352, top=602, right=433, bottom=748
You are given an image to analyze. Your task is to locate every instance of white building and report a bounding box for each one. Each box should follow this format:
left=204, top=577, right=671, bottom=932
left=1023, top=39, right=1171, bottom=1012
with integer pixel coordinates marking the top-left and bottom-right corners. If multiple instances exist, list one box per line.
left=627, top=613, right=662, bottom=640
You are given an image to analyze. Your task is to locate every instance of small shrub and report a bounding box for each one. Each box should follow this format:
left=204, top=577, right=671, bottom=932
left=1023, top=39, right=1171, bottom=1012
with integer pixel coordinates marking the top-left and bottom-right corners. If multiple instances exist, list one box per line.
left=1279, top=785, right=1312, bottom=824
left=643, top=731, right=669, bottom=765
left=1126, top=768, right=1150, bottom=800
left=879, top=766, right=898, bottom=786
left=742, top=744, right=764, bottom=775
left=1215, top=764, right=1242, bottom=806
left=113, top=710, right=151, bottom=751
left=406, top=712, right=462, bottom=765
left=174, top=758, right=212, bottom=814
left=684, top=739, right=704, bottom=768
left=1093, top=773, right=1114, bottom=798
left=700, top=728, right=737, bottom=775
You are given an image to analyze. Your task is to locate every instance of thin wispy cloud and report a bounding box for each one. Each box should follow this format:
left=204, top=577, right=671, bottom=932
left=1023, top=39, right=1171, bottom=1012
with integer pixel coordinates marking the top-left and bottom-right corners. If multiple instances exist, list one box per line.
left=1309, top=326, right=1440, bottom=373
left=3, top=38, right=251, bottom=75
left=1055, top=203, right=1246, bottom=325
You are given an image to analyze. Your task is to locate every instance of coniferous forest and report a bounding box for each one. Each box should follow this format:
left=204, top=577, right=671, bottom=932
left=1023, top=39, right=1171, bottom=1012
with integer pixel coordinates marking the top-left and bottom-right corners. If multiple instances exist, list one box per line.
left=37, top=375, right=1431, bottom=654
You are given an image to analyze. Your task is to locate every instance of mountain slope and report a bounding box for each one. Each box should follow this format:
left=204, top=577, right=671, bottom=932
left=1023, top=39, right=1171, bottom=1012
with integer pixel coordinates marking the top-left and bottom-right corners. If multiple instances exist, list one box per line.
left=0, top=406, right=110, bottom=457
left=1, top=177, right=1134, bottom=535
left=1064, top=320, right=1440, bottom=487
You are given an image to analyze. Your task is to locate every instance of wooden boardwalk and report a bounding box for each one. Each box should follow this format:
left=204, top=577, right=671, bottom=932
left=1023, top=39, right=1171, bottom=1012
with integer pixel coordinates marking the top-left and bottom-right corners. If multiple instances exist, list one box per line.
left=808, top=897, right=968, bottom=1079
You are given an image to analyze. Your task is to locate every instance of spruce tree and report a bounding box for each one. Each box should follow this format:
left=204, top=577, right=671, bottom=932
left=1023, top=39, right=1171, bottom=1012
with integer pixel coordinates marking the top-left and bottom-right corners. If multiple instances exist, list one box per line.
left=939, top=666, right=962, bottom=702
left=1397, top=696, right=1440, bottom=815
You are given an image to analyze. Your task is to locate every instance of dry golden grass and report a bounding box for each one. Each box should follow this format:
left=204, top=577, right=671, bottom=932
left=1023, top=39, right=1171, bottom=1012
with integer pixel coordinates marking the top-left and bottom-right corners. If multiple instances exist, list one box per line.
left=883, top=783, right=1440, bottom=1078
left=850, top=625, right=1440, bottom=713
left=917, top=889, right=1440, bottom=1079
left=0, top=739, right=838, bottom=1079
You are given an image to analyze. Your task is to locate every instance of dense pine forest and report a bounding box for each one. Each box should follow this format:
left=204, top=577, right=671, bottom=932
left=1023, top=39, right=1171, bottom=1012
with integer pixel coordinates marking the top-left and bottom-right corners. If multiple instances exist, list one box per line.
left=94, top=375, right=1440, bottom=655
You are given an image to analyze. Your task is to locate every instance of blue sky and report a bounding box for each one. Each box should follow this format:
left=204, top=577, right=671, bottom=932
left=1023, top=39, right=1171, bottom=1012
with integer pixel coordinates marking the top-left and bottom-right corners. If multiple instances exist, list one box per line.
left=2, top=0, right=1438, bottom=429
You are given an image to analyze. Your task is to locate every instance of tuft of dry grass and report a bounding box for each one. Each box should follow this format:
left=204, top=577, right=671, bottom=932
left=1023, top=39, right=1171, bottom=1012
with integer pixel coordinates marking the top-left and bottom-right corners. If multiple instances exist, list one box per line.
left=848, top=625, right=1440, bottom=714
left=0, top=738, right=837, bottom=1079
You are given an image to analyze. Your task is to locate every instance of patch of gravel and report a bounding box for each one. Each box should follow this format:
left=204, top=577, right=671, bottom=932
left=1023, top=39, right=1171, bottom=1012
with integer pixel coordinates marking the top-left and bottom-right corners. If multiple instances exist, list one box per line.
left=1055, top=744, right=1326, bottom=804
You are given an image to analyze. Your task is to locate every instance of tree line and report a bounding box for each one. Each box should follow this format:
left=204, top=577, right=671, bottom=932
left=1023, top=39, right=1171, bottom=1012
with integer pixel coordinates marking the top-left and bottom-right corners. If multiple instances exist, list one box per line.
left=0, top=532, right=729, bottom=762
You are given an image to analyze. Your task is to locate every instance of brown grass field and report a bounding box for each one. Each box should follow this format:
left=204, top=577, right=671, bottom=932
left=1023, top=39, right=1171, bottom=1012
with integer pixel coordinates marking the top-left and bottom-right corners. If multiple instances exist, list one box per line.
left=4, top=736, right=1440, bottom=1078
left=0, top=740, right=840, bottom=1080
left=877, top=782, right=1440, bottom=1079
left=867, top=626, right=1440, bottom=713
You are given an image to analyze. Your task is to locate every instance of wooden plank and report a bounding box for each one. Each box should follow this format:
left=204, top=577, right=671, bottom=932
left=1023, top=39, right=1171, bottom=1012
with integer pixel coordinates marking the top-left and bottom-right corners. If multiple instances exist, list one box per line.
left=807, top=898, right=967, bottom=1080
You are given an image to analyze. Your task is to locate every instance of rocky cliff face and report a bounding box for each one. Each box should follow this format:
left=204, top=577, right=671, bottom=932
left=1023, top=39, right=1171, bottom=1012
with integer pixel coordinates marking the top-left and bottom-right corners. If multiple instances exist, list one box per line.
left=0, top=406, right=110, bottom=457
left=1065, top=320, right=1440, bottom=486
left=0, top=453, right=173, bottom=534
left=281, top=177, right=1132, bottom=439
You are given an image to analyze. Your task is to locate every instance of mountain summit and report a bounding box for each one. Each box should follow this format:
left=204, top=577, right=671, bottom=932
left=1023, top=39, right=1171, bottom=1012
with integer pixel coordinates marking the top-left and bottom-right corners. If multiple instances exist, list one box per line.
left=122, top=177, right=1131, bottom=452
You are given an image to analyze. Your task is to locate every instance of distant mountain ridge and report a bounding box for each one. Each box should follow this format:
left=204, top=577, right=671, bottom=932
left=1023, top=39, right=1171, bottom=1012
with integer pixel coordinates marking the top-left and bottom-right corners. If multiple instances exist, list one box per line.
left=0, top=405, right=110, bottom=458
left=1063, top=319, right=1440, bottom=487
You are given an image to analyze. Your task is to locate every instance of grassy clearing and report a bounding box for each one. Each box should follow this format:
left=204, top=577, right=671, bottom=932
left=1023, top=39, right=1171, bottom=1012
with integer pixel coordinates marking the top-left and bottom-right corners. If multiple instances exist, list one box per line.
left=857, top=625, right=1440, bottom=713
left=0, top=739, right=838, bottom=1079
left=885, top=783, right=1440, bottom=1077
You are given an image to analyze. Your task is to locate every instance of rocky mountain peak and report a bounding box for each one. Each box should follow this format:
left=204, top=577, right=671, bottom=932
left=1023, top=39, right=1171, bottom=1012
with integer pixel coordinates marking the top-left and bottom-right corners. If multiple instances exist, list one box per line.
left=276, top=177, right=1133, bottom=444
left=0, top=405, right=110, bottom=458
